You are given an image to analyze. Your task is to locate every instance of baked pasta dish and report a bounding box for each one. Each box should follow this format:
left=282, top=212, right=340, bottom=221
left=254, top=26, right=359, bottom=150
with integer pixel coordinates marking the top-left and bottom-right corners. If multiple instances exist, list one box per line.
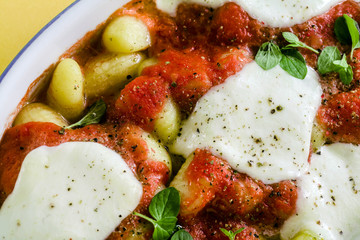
left=0, top=0, right=360, bottom=239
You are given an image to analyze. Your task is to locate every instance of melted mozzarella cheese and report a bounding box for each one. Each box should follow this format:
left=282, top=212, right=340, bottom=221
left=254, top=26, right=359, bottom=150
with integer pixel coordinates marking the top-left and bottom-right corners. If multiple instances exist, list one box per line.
left=0, top=142, right=142, bottom=240
left=156, top=0, right=343, bottom=27
left=281, top=143, right=360, bottom=240
left=171, top=61, right=322, bottom=184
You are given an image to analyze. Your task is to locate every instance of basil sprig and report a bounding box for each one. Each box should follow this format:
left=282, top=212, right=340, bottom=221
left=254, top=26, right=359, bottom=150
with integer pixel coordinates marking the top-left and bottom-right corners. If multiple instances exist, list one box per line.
left=282, top=32, right=319, bottom=54
left=316, top=14, right=360, bottom=86
left=65, top=99, right=106, bottom=129
left=334, top=14, right=360, bottom=59
left=134, top=187, right=192, bottom=240
left=220, top=228, right=245, bottom=240
left=256, top=20, right=358, bottom=84
left=255, top=38, right=308, bottom=79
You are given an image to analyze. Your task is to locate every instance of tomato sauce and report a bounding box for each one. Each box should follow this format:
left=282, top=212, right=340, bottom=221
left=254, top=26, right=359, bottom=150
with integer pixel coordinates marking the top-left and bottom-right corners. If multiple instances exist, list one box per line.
left=111, top=76, right=170, bottom=130
left=317, top=87, right=360, bottom=143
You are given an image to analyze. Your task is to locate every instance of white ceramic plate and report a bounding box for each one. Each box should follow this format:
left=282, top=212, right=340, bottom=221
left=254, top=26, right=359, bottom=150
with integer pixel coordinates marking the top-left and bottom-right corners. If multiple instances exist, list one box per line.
left=0, top=0, right=130, bottom=138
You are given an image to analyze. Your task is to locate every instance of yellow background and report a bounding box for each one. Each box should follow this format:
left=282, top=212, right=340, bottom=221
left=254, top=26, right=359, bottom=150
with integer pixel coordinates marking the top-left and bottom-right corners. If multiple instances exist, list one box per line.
left=0, top=0, right=76, bottom=76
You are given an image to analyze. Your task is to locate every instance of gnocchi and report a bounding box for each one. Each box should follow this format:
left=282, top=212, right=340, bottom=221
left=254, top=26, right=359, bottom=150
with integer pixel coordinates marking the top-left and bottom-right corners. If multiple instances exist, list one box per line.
left=13, top=103, right=68, bottom=128
left=169, top=154, right=197, bottom=216
left=84, top=52, right=145, bottom=98
left=102, top=16, right=151, bottom=53
left=291, top=230, right=321, bottom=240
left=137, top=58, right=157, bottom=76
left=153, top=98, right=181, bottom=144
left=47, top=58, right=85, bottom=121
left=141, top=132, right=172, bottom=173
left=310, top=122, right=326, bottom=153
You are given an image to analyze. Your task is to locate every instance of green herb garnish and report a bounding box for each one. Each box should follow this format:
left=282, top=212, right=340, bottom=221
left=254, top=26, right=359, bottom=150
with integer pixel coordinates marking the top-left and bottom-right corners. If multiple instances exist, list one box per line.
left=282, top=32, right=319, bottom=54
left=317, top=46, right=341, bottom=74
left=333, top=54, right=354, bottom=85
left=317, top=47, right=353, bottom=85
left=334, top=14, right=360, bottom=59
left=65, top=99, right=106, bottom=129
left=255, top=38, right=307, bottom=79
left=256, top=29, right=355, bottom=83
left=255, top=41, right=282, bottom=70
left=280, top=48, right=307, bottom=79
left=134, top=187, right=181, bottom=240
left=220, top=228, right=245, bottom=240
left=170, top=229, right=193, bottom=240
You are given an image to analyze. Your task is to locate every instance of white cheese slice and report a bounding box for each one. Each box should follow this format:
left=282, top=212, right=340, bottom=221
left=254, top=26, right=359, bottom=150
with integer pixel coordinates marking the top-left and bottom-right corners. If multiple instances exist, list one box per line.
left=281, top=143, right=360, bottom=240
left=171, top=61, right=322, bottom=184
left=156, top=0, right=343, bottom=27
left=0, top=142, right=142, bottom=240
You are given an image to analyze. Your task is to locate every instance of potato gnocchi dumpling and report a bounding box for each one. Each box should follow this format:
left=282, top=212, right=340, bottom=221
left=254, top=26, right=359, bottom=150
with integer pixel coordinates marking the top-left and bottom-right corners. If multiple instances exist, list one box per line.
left=84, top=52, right=145, bottom=98
left=47, top=58, right=85, bottom=121
left=310, top=122, right=326, bottom=153
left=291, top=230, right=321, bottom=240
left=153, top=98, right=181, bottom=144
left=137, top=58, right=158, bottom=76
left=140, top=132, right=172, bottom=173
left=169, top=154, right=197, bottom=215
left=102, top=15, right=151, bottom=53
left=13, top=103, right=68, bottom=128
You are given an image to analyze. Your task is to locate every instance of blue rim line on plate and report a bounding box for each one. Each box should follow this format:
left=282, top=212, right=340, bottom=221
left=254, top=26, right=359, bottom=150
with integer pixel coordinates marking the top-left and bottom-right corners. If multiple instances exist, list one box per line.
left=0, top=0, right=81, bottom=84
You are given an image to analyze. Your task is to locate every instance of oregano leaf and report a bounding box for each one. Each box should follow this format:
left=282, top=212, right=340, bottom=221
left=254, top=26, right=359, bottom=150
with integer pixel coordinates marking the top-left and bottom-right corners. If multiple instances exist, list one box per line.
left=317, top=46, right=341, bottom=74
left=280, top=49, right=307, bottom=79
left=255, top=41, right=282, bottom=70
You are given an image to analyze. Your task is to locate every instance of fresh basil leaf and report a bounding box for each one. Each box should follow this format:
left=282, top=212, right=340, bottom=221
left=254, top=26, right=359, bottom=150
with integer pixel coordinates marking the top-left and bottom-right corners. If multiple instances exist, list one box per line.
left=156, top=217, right=178, bottom=232
left=280, top=49, right=307, bottom=79
left=153, top=225, right=172, bottom=240
left=317, top=46, right=341, bottom=74
left=282, top=32, right=319, bottom=54
left=255, top=41, right=282, bottom=70
left=65, top=99, right=106, bottom=129
left=333, top=54, right=349, bottom=69
left=171, top=230, right=193, bottom=240
left=134, top=188, right=181, bottom=240
left=333, top=54, right=353, bottom=85
left=149, top=187, right=180, bottom=221
left=344, top=14, right=360, bottom=59
left=338, top=67, right=353, bottom=85
left=220, top=228, right=245, bottom=240
left=356, top=41, right=360, bottom=49
left=282, top=31, right=300, bottom=43
left=153, top=216, right=178, bottom=240
left=335, top=15, right=352, bottom=45
left=334, top=14, right=360, bottom=58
